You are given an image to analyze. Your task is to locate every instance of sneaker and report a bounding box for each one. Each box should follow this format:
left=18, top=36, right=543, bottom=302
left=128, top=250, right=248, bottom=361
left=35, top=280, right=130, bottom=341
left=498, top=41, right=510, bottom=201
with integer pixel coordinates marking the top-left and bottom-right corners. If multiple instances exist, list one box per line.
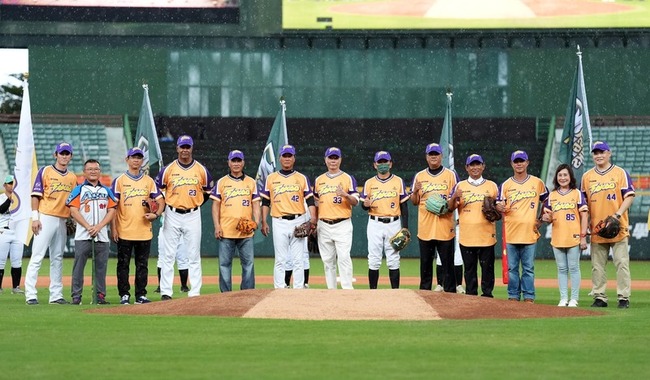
left=456, top=285, right=466, bottom=294
left=49, top=298, right=70, bottom=305
left=508, top=298, right=519, bottom=302
left=153, top=286, right=161, bottom=293
left=558, top=299, right=568, bottom=307
left=12, top=287, right=25, bottom=294
left=433, top=284, right=444, bottom=292
left=524, top=299, right=534, bottom=304
left=591, top=299, right=608, bottom=308
left=97, top=293, right=110, bottom=305
left=180, top=285, right=189, bottom=293
left=617, top=299, right=630, bottom=309
left=26, top=298, right=38, bottom=305
left=135, top=296, right=151, bottom=304
left=72, top=296, right=82, bottom=305
left=120, top=295, right=130, bottom=305
left=568, top=299, right=579, bottom=307
left=161, top=295, right=172, bottom=301
left=304, top=284, right=310, bottom=289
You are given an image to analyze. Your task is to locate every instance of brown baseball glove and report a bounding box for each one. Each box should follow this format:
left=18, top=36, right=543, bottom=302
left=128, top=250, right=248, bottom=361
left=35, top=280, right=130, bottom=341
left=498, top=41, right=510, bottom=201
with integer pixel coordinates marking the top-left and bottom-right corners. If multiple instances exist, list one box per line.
left=236, top=217, right=258, bottom=234
left=142, top=198, right=159, bottom=214
left=66, top=218, right=76, bottom=236
left=293, top=221, right=315, bottom=238
left=593, top=215, right=621, bottom=239
left=481, top=196, right=502, bottom=222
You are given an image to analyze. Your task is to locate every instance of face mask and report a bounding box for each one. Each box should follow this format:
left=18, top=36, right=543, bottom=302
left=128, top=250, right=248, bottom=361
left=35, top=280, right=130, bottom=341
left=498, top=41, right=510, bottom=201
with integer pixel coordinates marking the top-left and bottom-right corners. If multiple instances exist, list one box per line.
left=377, top=163, right=390, bottom=174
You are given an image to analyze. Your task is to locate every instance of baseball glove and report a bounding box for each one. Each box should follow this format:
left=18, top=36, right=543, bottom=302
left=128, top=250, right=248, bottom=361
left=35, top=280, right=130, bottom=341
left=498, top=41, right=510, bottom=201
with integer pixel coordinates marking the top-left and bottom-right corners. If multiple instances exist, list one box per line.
left=293, top=221, right=315, bottom=238
left=481, top=196, right=502, bottom=222
left=425, top=194, right=449, bottom=216
left=142, top=198, right=159, bottom=214
left=389, top=228, right=411, bottom=251
left=593, top=215, right=621, bottom=239
left=65, top=218, right=76, bottom=236
left=236, top=217, right=258, bottom=234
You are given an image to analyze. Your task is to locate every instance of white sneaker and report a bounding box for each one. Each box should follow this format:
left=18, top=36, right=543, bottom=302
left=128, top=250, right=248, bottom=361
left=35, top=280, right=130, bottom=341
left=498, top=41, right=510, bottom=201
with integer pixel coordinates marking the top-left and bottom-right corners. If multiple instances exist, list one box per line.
left=12, top=287, right=25, bottom=294
left=434, top=285, right=444, bottom=292
left=558, top=299, right=568, bottom=307
left=120, top=295, right=130, bottom=305
left=304, top=284, right=309, bottom=289
left=567, top=299, right=578, bottom=307
left=456, top=285, right=466, bottom=294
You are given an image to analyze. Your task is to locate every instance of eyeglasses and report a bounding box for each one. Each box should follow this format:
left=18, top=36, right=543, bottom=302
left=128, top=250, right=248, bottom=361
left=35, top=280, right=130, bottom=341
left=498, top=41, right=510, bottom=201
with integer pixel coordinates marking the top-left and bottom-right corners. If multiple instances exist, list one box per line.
left=84, top=167, right=101, bottom=172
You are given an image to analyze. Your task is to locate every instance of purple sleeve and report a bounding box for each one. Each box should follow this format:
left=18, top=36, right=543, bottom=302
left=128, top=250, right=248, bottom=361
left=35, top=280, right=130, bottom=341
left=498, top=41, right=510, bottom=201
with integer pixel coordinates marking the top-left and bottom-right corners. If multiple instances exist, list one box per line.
left=303, top=174, right=314, bottom=198
left=31, top=166, right=46, bottom=196
left=621, top=169, right=635, bottom=197
left=203, top=167, right=214, bottom=192
left=110, top=177, right=120, bottom=200
left=349, top=175, right=359, bottom=195
left=154, top=165, right=167, bottom=189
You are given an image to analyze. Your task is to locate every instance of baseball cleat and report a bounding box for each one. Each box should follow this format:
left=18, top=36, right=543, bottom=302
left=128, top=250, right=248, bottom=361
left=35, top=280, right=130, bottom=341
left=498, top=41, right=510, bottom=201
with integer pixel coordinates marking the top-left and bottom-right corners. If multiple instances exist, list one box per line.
left=120, top=295, right=130, bottom=305
left=180, top=285, right=189, bottom=293
left=456, top=285, right=466, bottom=294
left=26, top=299, right=39, bottom=305
left=72, top=296, right=82, bottom=305
left=161, top=295, right=172, bottom=301
left=433, top=285, right=444, bottom=292
left=617, top=299, right=629, bottom=309
left=49, top=298, right=70, bottom=305
left=97, top=293, right=110, bottom=305
left=558, top=299, right=568, bottom=307
left=591, top=299, right=608, bottom=308
left=568, top=300, right=578, bottom=307
left=135, top=296, right=151, bottom=304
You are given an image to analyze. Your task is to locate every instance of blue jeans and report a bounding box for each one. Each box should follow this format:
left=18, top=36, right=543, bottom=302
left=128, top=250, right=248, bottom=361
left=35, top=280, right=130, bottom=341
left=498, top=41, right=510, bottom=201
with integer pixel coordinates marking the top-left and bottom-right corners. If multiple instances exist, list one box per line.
left=506, top=243, right=536, bottom=300
left=218, top=238, right=255, bottom=292
left=552, top=245, right=581, bottom=301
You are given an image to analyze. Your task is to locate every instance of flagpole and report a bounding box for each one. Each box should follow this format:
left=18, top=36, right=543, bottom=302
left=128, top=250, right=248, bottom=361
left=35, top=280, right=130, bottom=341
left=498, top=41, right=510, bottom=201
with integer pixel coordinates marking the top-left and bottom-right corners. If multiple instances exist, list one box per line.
left=576, top=46, right=593, bottom=155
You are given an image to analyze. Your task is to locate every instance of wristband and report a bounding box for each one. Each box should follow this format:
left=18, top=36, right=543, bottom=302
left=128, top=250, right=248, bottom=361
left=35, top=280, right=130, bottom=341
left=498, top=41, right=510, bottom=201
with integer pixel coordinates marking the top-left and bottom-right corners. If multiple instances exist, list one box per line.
left=32, top=210, right=40, bottom=221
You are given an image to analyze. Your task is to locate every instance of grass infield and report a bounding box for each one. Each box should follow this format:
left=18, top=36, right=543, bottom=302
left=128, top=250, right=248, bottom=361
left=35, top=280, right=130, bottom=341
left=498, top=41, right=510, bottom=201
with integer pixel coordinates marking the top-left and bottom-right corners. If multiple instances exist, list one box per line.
left=1, top=258, right=649, bottom=379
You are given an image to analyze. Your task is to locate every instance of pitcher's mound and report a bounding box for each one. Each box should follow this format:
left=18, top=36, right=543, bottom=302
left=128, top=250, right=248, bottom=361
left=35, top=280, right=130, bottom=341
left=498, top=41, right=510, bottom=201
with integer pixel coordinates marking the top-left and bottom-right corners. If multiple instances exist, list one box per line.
left=90, top=289, right=602, bottom=320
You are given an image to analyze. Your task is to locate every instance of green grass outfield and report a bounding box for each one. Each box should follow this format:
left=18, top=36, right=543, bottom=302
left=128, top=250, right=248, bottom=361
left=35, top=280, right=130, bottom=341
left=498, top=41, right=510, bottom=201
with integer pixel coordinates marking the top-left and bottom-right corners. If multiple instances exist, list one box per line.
left=1, top=258, right=649, bottom=379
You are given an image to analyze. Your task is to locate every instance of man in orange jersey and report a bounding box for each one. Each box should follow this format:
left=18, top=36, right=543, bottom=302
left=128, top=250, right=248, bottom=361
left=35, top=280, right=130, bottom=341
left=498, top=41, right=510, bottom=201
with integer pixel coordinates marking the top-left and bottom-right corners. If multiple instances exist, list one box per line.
left=581, top=141, right=635, bottom=309
left=314, top=147, right=359, bottom=289
left=497, top=150, right=548, bottom=303
left=448, top=154, right=499, bottom=297
left=111, top=147, right=164, bottom=305
left=211, top=150, right=260, bottom=292
left=25, top=142, right=78, bottom=305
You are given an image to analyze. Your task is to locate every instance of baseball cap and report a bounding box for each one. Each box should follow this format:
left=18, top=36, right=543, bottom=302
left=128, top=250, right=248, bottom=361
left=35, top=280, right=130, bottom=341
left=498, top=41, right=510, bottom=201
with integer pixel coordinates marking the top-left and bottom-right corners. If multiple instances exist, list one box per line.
left=511, top=150, right=528, bottom=162
left=466, top=154, right=484, bottom=165
left=127, top=147, right=144, bottom=158
left=374, top=151, right=392, bottom=162
left=4, top=175, right=14, bottom=184
left=324, top=147, right=341, bottom=158
left=426, top=143, right=442, bottom=155
left=176, top=135, right=193, bottom=147
left=228, top=150, right=245, bottom=160
left=280, top=145, right=296, bottom=156
left=55, top=142, right=73, bottom=154
left=591, top=141, right=610, bottom=152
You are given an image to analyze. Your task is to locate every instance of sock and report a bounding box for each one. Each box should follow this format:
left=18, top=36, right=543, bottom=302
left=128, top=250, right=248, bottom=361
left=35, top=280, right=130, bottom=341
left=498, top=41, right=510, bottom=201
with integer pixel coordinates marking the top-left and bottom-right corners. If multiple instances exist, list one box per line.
left=303, top=269, right=310, bottom=286
left=454, top=265, right=463, bottom=287
left=436, top=265, right=443, bottom=286
left=368, top=269, right=379, bottom=289
left=179, top=269, right=188, bottom=288
left=0, top=269, right=4, bottom=289
left=389, top=269, right=400, bottom=289
left=157, top=267, right=161, bottom=285
left=11, top=267, right=22, bottom=289
left=284, top=270, right=293, bottom=287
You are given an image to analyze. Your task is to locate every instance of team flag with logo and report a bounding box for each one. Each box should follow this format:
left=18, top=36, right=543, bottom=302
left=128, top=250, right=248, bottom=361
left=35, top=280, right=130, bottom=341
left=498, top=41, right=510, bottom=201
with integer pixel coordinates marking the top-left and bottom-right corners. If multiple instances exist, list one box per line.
left=134, top=84, right=163, bottom=176
left=440, top=91, right=455, bottom=171
left=255, top=97, right=289, bottom=193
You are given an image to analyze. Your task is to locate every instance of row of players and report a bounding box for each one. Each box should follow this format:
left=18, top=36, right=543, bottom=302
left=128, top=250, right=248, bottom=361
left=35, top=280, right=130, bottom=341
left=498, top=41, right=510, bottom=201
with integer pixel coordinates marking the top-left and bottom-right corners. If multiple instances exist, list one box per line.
left=0, top=136, right=634, bottom=308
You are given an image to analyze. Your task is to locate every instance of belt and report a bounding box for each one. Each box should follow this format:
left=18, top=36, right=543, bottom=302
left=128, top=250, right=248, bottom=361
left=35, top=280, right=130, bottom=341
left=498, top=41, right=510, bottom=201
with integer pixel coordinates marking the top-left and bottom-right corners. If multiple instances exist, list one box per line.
left=2, top=226, right=8, bottom=229
left=168, top=206, right=199, bottom=214
left=280, top=214, right=302, bottom=220
left=320, top=218, right=348, bottom=225
left=370, top=215, right=400, bottom=223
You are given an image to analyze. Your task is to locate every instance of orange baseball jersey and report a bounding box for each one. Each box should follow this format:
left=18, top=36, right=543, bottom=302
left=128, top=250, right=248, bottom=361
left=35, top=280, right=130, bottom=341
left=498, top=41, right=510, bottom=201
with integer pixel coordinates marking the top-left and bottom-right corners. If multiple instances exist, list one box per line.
left=210, top=174, right=260, bottom=238
left=410, top=168, right=459, bottom=241
left=111, top=172, right=162, bottom=241
left=313, top=171, right=359, bottom=220
left=31, top=165, right=78, bottom=218
left=544, top=188, right=588, bottom=248
left=260, top=171, right=313, bottom=218
left=155, top=160, right=213, bottom=209
left=499, top=175, right=548, bottom=244
left=453, top=179, right=499, bottom=246
left=581, top=165, right=635, bottom=243
left=360, top=174, right=409, bottom=218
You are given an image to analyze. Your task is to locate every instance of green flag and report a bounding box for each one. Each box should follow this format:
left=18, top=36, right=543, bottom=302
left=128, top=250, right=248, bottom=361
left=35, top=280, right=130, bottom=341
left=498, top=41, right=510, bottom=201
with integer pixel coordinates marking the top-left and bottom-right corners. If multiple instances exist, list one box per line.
left=256, top=98, right=289, bottom=192
left=559, top=48, right=592, bottom=181
left=134, top=84, right=163, bottom=176
left=440, top=91, right=455, bottom=170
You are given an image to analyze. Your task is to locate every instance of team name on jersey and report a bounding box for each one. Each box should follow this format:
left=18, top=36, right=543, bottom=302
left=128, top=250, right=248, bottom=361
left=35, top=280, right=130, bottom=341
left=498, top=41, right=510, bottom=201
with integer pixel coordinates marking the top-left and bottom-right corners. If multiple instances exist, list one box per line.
left=551, top=201, right=577, bottom=212
left=463, top=192, right=486, bottom=205
left=223, top=187, right=252, bottom=202
left=80, top=191, right=111, bottom=203
left=371, top=189, right=397, bottom=201
left=50, top=182, right=74, bottom=194
left=588, top=181, right=616, bottom=194
left=421, top=182, right=449, bottom=194
left=122, top=187, right=149, bottom=201
left=170, top=177, right=200, bottom=188
left=508, top=190, right=537, bottom=204
left=317, top=184, right=339, bottom=196
left=272, top=183, right=300, bottom=197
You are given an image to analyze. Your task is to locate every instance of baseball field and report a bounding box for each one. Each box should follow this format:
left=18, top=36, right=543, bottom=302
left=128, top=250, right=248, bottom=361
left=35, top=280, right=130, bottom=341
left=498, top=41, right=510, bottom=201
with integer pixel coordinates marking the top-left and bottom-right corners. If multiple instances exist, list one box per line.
left=1, top=257, right=649, bottom=378
left=283, top=0, right=650, bottom=29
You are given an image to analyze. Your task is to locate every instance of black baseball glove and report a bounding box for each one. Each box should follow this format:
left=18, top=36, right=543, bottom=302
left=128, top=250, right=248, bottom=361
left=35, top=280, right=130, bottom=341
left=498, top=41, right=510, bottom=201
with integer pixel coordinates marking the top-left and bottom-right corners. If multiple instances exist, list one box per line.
left=66, top=218, right=76, bottom=236
left=481, top=196, right=502, bottom=222
left=593, top=215, right=621, bottom=239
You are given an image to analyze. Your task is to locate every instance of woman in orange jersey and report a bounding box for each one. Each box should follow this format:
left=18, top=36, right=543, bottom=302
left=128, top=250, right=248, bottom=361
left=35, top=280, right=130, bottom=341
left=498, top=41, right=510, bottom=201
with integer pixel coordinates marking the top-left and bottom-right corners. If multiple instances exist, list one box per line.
left=541, top=164, right=588, bottom=307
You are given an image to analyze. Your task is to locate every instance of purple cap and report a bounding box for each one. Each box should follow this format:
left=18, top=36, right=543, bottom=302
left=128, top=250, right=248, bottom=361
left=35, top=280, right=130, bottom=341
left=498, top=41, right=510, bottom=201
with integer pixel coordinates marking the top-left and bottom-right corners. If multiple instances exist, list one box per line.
left=228, top=150, right=245, bottom=160
left=4, top=175, right=14, bottom=184
left=426, top=143, right=442, bottom=154
left=374, top=151, right=392, bottom=162
left=127, top=147, right=144, bottom=157
left=324, top=147, right=341, bottom=158
left=176, top=135, right=193, bottom=147
left=591, top=141, right=610, bottom=152
left=280, top=145, right=296, bottom=156
left=55, top=142, right=73, bottom=154
left=466, top=154, right=484, bottom=165
left=511, top=150, right=528, bottom=162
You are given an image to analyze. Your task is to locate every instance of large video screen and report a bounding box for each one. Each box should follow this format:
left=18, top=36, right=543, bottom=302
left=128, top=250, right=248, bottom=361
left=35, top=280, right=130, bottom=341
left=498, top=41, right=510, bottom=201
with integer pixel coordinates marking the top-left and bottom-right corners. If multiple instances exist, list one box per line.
left=283, top=0, right=650, bottom=30
left=0, top=0, right=240, bottom=23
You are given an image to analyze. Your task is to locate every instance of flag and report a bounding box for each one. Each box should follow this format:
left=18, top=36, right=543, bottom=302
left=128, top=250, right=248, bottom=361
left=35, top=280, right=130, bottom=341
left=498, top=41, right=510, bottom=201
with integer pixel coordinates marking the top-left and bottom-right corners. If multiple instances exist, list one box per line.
left=440, top=91, right=455, bottom=170
left=559, top=46, right=592, bottom=182
left=11, top=78, right=39, bottom=245
left=134, top=84, right=163, bottom=176
left=255, top=98, right=288, bottom=193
